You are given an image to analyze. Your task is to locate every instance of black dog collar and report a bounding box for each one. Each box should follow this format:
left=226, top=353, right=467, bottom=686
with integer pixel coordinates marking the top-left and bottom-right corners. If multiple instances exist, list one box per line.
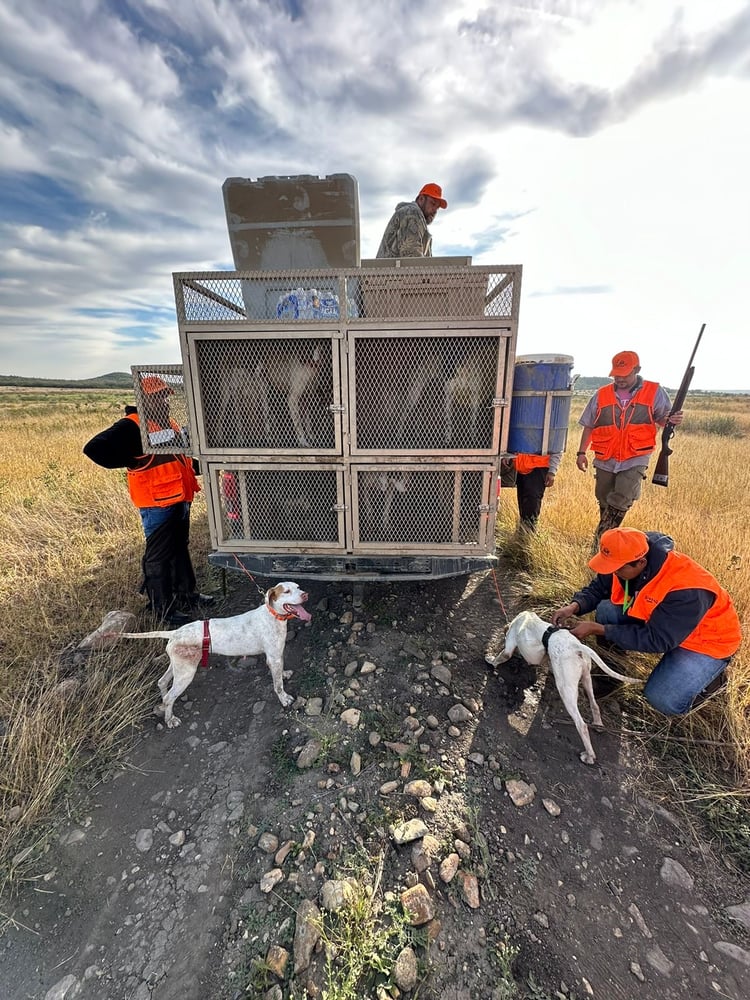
left=542, top=625, right=562, bottom=652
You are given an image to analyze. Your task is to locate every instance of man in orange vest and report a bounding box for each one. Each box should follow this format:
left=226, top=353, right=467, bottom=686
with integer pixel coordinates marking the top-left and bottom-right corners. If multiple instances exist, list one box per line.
left=501, top=451, right=562, bottom=530
left=84, top=377, right=213, bottom=626
left=576, top=351, right=683, bottom=544
left=551, top=528, right=741, bottom=714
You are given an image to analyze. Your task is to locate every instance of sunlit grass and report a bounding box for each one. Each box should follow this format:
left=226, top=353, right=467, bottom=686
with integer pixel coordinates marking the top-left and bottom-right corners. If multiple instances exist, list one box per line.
left=0, top=387, right=748, bottom=888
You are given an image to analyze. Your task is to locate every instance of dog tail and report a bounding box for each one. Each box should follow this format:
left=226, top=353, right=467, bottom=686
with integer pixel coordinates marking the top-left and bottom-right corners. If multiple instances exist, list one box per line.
left=586, top=644, right=644, bottom=684
left=116, top=630, right=177, bottom=640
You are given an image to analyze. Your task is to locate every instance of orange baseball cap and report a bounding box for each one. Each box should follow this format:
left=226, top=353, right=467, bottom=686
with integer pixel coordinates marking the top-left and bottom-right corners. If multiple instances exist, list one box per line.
left=418, top=182, right=447, bottom=209
left=141, top=375, right=174, bottom=395
left=589, top=528, right=649, bottom=574
left=610, top=351, right=640, bottom=376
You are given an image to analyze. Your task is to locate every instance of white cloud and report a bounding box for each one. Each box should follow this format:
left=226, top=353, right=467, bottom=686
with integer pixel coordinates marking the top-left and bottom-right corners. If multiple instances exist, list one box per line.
left=0, top=0, right=747, bottom=388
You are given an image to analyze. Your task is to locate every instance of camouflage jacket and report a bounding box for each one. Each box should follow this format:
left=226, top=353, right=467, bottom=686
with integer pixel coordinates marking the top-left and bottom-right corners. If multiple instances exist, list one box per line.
left=376, top=201, right=432, bottom=258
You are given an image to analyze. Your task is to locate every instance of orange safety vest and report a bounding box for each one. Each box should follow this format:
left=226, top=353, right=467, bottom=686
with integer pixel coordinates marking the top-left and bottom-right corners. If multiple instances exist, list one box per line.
left=514, top=454, right=551, bottom=475
left=590, top=381, right=660, bottom=462
left=610, top=550, right=741, bottom=659
left=125, top=414, right=200, bottom=508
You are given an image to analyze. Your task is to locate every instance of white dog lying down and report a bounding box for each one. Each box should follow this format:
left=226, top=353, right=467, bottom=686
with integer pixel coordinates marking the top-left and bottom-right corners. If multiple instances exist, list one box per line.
left=118, top=582, right=311, bottom=728
left=486, top=610, right=642, bottom=764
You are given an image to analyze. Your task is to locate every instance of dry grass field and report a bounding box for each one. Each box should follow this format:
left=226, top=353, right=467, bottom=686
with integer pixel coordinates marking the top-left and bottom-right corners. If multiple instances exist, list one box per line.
left=0, top=387, right=748, bottom=888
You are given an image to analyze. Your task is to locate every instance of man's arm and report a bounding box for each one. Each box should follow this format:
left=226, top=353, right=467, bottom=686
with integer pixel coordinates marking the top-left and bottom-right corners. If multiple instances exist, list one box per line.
left=83, top=417, right=142, bottom=469
left=604, top=588, right=715, bottom=653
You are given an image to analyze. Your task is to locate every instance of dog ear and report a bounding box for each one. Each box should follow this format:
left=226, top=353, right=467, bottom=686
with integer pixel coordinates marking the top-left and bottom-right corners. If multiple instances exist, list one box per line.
left=266, top=584, right=284, bottom=604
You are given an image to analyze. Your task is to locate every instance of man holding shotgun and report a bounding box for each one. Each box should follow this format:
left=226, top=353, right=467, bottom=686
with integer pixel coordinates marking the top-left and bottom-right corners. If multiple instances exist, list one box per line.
left=576, top=350, right=684, bottom=545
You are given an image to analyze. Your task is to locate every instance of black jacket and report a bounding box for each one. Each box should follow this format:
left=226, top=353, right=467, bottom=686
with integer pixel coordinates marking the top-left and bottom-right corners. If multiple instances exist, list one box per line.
left=83, top=407, right=200, bottom=475
left=572, top=532, right=717, bottom=653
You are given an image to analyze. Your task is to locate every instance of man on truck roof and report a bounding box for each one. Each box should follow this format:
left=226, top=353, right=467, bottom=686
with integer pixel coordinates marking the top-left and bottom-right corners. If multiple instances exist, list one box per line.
left=376, top=182, right=447, bottom=258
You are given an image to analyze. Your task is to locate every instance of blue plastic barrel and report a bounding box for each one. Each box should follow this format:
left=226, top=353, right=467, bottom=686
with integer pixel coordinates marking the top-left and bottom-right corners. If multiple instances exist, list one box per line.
left=508, top=354, right=574, bottom=454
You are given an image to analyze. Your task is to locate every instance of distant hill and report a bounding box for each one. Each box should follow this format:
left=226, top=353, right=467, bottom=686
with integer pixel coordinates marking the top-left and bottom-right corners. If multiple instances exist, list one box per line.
left=0, top=372, right=133, bottom=389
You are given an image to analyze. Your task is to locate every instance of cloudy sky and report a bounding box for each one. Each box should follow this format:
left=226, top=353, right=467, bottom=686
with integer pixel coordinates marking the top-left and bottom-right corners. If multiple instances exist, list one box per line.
left=1, top=0, right=748, bottom=389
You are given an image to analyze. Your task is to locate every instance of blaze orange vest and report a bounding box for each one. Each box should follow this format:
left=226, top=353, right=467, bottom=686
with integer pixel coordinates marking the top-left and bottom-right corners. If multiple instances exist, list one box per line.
left=590, top=381, right=660, bottom=462
left=125, top=414, right=200, bottom=508
left=610, top=550, right=741, bottom=658
left=514, top=454, right=551, bottom=475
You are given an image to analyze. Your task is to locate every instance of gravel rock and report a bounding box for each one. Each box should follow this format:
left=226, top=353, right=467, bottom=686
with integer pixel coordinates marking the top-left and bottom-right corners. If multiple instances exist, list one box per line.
left=505, top=779, right=536, bottom=807
left=448, top=704, right=473, bottom=724
left=659, top=857, right=694, bottom=891
left=393, top=945, right=419, bottom=991
left=401, top=883, right=435, bottom=925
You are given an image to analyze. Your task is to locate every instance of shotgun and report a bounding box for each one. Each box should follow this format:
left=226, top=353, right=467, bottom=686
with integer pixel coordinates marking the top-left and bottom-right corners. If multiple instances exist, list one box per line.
left=652, top=323, right=705, bottom=487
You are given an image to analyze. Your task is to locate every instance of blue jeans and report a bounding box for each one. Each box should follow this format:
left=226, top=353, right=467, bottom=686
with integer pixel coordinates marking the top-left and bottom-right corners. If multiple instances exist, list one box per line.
left=139, top=502, right=190, bottom=538
left=595, top=601, right=730, bottom=715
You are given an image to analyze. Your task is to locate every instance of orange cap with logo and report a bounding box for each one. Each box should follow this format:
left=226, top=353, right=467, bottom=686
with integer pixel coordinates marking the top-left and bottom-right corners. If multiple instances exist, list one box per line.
left=141, top=376, right=174, bottom=395
left=418, top=182, right=447, bottom=209
left=589, top=528, right=649, bottom=574
left=610, top=351, right=640, bottom=377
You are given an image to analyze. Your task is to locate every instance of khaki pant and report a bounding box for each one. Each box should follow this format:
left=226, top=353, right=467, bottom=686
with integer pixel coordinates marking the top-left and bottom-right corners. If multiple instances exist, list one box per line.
left=594, top=466, right=647, bottom=513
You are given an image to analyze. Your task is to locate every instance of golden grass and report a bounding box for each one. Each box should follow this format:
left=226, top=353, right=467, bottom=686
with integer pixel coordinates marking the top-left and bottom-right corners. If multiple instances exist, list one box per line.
left=0, top=389, right=214, bottom=887
left=0, top=388, right=748, bottom=885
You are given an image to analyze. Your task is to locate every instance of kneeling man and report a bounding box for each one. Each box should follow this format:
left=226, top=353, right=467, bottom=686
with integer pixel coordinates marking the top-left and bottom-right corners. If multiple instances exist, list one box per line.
left=551, top=528, right=741, bottom=714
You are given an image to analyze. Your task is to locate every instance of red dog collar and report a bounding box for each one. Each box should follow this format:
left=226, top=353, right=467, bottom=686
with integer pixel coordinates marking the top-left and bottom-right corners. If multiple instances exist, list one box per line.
left=200, top=619, right=211, bottom=668
left=266, top=604, right=296, bottom=621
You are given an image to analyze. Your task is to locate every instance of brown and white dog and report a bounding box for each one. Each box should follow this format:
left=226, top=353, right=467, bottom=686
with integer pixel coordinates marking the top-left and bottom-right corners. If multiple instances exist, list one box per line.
left=119, top=583, right=311, bottom=727
left=486, top=610, right=642, bottom=764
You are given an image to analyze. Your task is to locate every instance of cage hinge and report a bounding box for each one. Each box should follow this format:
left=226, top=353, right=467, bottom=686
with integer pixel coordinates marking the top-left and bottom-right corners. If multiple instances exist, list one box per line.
left=328, top=404, right=346, bottom=413
left=492, top=397, right=509, bottom=407
left=332, top=503, right=348, bottom=511
left=478, top=504, right=493, bottom=512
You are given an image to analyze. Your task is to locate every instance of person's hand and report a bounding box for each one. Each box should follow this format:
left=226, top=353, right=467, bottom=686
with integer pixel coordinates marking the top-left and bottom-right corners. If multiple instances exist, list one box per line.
left=501, top=457, right=514, bottom=470
left=576, top=453, right=588, bottom=472
left=666, top=410, right=684, bottom=427
left=544, top=472, right=556, bottom=488
left=570, top=621, right=605, bottom=640
left=551, top=603, right=579, bottom=626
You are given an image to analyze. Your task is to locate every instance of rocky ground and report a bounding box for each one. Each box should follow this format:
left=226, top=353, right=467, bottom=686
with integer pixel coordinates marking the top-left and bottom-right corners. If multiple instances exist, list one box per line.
left=1, top=571, right=749, bottom=1000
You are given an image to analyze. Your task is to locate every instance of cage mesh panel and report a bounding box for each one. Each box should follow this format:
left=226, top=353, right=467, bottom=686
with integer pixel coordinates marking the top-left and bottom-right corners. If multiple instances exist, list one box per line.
left=348, top=269, right=514, bottom=320
left=217, top=467, right=340, bottom=544
left=353, top=336, right=499, bottom=450
left=174, top=268, right=518, bottom=323
left=356, top=469, right=484, bottom=544
left=131, top=365, right=191, bottom=454
left=195, top=338, right=335, bottom=450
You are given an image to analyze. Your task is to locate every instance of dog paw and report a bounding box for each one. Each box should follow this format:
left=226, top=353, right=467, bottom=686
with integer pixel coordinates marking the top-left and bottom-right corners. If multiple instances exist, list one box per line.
left=278, top=692, right=294, bottom=708
left=166, top=716, right=181, bottom=729
left=579, top=751, right=596, bottom=765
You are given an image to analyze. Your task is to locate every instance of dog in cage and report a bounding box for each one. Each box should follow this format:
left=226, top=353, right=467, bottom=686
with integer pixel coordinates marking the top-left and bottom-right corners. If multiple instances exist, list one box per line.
left=219, top=344, right=323, bottom=448
left=395, top=354, right=443, bottom=445
left=444, top=344, right=497, bottom=445
left=359, top=471, right=412, bottom=537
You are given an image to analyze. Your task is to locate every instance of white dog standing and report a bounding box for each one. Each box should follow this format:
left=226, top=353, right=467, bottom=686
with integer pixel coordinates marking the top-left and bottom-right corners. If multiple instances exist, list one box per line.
left=486, top=610, right=642, bottom=764
left=118, top=582, right=310, bottom=728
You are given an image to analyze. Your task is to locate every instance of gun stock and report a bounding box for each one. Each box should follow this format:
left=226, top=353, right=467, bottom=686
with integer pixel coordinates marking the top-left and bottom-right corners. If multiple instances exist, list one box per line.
left=651, top=322, right=704, bottom=488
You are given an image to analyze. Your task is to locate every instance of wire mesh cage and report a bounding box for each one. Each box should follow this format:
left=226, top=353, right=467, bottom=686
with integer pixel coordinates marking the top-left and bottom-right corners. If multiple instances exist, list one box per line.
left=168, top=263, right=521, bottom=573
left=192, top=336, right=338, bottom=452
left=353, top=466, right=491, bottom=547
left=173, top=267, right=520, bottom=324
left=131, top=365, right=191, bottom=454
left=212, top=465, right=345, bottom=548
left=350, top=333, right=506, bottom=452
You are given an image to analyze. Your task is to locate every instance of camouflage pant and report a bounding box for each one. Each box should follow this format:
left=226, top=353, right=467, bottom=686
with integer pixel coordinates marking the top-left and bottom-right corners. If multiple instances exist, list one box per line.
left=594, top=466, right=648, bottom=513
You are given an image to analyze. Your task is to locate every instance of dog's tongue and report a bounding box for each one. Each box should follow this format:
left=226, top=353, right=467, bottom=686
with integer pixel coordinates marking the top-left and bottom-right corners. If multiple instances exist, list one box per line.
left=293, top=604, right=312, bottom=622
